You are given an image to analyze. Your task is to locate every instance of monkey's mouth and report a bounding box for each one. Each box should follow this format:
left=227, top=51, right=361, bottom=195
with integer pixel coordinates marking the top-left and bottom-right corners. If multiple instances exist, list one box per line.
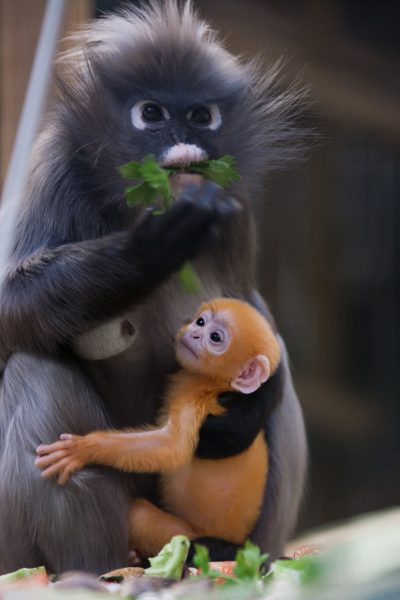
left=160, top=144, right=208, bottom=200
left=169, top=172, right=204, bottom=200
left=178, top=337, right=198, bottom=359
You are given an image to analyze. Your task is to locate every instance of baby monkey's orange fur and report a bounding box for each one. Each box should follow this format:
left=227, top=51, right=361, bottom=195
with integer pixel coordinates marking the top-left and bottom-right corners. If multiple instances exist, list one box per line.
left=36, top=298, right=281, bottom=556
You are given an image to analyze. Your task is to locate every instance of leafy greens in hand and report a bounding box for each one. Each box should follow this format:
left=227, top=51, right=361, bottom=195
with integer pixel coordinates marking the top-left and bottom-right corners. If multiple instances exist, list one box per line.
left=119, top=155, right=240, bottom=293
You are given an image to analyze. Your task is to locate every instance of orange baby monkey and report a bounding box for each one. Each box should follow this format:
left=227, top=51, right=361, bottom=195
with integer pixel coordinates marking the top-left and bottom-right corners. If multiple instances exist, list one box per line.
left=36, top=298, right=281, bottom=557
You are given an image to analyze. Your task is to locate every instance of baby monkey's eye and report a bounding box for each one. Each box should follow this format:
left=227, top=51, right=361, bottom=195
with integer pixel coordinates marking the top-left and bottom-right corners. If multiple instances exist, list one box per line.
left=196, top=317, right=205, bottom=327
left=210, top=331, right=222, bottom=343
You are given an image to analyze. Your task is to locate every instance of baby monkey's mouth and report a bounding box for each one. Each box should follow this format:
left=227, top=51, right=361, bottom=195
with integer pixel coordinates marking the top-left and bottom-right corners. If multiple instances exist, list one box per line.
left=179, top=337, right=198, bottom=357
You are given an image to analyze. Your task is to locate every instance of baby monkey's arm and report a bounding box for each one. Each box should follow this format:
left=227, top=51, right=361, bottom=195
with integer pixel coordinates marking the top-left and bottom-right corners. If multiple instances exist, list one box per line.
left=35, top=398, right=205, bottom=485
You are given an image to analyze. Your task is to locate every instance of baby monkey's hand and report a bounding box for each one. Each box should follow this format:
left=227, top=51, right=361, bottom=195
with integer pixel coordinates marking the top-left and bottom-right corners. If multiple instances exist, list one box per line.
left=35, top=434, right=89, bottom=485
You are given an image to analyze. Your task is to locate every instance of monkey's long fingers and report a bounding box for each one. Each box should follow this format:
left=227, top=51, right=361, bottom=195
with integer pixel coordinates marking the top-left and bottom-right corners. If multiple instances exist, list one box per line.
left=180, top=181, right=241, bottom=217
left=129, top=185, right=234, bottom=279
left=41, top=457, right=76, bottom=481
left=157, top=190, right=215, bottom=240
left=36, top=440, right=72, bottom=455
left=58, top=461, right=81, bottom=486
left=60, top=433, right=75, bottom=441
left=35, top=450, right=67, bottom=469
left=159, top=185, right=233, bottom=251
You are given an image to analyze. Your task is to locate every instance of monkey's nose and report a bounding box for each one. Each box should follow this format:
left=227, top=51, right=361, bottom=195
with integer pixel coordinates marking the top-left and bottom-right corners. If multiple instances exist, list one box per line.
left=169, top=127, right=187, bottom=145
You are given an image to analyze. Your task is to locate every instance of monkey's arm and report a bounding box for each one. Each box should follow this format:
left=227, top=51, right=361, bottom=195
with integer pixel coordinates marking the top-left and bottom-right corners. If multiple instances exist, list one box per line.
left=0, top=186, right=228, bottom=353
left=35, top=399, right=206, bottom=484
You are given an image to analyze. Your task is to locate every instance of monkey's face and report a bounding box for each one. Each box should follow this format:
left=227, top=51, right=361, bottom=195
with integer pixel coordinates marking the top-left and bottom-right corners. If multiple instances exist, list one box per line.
left=175, top=298, right=281, bottom=387
left=176, top=302, right=255, bottom=384
left=59, top=3, right=306, bottom=203
left=176, top=308, right=231, bottom=368
left=112, top=71, right=245, bottom=177
left=61, top=37, right=248, bottom=197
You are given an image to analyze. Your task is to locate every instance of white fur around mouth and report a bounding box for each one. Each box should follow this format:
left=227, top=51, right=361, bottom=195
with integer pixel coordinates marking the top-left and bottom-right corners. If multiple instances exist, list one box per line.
left=160, top=143, right=208, bottom=167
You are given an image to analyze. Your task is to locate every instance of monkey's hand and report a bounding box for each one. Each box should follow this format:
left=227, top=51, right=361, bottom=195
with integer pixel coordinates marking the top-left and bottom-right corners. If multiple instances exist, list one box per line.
left=127, top=181, right=240, bottom=283
left=35, top=433, right=94, bottom=485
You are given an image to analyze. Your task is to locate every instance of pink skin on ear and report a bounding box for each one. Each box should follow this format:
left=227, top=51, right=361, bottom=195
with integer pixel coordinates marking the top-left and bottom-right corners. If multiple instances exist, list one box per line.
left=231, top=355, right=270, bottom=394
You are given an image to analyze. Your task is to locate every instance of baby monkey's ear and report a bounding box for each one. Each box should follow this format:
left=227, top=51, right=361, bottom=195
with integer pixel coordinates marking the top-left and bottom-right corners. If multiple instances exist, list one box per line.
left=231, top=355, right=270, bottom=394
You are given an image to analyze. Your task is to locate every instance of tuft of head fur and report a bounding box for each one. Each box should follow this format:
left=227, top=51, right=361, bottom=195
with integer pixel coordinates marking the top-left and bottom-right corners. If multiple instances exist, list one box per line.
left=54, top=0, right=310, bottom=199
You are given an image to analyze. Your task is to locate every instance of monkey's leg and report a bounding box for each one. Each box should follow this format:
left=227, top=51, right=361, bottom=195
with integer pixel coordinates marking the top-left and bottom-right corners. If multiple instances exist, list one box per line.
left=0, top=352, right=130, bottom=574
left=250, top=339, right=307, bottom=560
left=129, top=498, right=198, bottom=557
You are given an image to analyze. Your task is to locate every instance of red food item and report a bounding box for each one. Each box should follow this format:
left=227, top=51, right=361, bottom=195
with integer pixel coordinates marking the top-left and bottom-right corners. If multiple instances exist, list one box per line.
left=208, top=561, right=237, bottom=577
left=208, top=561, right=237, bottom=583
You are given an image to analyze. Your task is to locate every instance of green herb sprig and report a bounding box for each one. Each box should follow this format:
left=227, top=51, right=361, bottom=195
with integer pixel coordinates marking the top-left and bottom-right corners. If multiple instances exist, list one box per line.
left=193, top=540, right=268, bottom=585
left=119, top=155, right=240, bottom=293
left=144, top=535, right=190, bottom=580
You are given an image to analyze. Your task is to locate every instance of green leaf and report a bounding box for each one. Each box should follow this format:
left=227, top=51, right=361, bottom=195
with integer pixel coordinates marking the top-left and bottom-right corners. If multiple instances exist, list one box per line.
left=234, top=541, right=269, bottom=581
left=119, top=155, right=173, bottom=206
left=118, top=154, right=240, bottom=295
left=144, top=535, right=190, bottom=580
left=266, top=556, right=323, bottom=586
left=188, top=155, right=240, bottom=188
left=125, top=182, right=159, bottom=207
left=118, top=161, right=146, bottom=180
left=179, top=262, right=202, bottom=294
left=193, top=544, right=211, bottom=576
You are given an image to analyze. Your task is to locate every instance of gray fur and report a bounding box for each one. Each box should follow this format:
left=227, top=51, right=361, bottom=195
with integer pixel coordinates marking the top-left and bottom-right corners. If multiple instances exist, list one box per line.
left=251, top=339, right=307, bottom=556
left=0, top=0, right=308, bottom=571
left=0, top=353, right=130, bottom=573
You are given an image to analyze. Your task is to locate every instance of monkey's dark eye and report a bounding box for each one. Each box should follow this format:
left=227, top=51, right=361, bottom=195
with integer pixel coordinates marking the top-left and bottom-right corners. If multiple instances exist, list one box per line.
left=210, top=331, right=222, bottom=343
left=131, top=101, right=170, bottom=130
left=142, top=103, right=165, bottom=123
left=186, top=104, right=222, bottom=130
left=188, top=106, right=211, bottom=125
left=196, top=317, right=205, bottom=327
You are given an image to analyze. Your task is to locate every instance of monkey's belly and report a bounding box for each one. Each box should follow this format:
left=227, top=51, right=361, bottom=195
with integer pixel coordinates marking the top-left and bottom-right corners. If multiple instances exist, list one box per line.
left=161, top=432, right=268, bottom=544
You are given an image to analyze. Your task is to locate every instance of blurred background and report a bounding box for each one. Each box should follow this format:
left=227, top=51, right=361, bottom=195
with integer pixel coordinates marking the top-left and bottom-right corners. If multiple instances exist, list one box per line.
left=0, top=0, right=399, bottom=536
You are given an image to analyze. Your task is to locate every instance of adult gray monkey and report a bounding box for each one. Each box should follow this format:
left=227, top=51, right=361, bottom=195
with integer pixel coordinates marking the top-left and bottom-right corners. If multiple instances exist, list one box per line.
left=0, top=1, right=307, bottom=573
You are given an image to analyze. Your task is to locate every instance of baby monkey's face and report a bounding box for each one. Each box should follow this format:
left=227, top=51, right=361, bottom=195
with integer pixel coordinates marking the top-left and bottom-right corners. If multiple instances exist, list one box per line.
left=176, top=308, right=231, bottom=370
left=175, top=298, right=276, bottom=392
